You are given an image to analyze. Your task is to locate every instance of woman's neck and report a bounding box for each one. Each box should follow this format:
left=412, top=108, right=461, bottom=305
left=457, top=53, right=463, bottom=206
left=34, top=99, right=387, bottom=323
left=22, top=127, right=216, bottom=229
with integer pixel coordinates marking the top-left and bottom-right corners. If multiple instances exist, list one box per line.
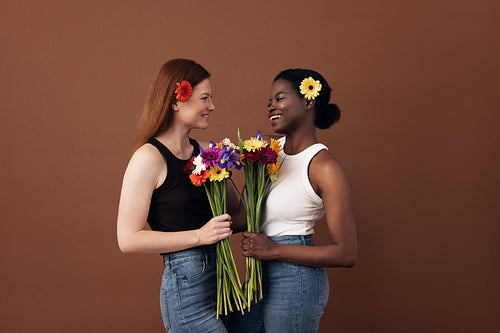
left=283, top=128, right=318, bottom=155
left=155, top=127, right=193, bottom=159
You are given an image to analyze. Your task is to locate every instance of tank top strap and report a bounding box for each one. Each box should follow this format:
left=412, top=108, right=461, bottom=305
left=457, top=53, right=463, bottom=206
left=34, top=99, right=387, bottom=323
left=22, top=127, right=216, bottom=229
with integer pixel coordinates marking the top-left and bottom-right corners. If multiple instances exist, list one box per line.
left=188, top=137, right=201, bottom=156
left=147, top=138, right=174, bottom=160
left=146, top=137, right=201, bottom=194
left=147, top=137, right=201, bottom=161
left=278, top=137, right=328, bottom=160
left=304, top=143, right=328, bottom=161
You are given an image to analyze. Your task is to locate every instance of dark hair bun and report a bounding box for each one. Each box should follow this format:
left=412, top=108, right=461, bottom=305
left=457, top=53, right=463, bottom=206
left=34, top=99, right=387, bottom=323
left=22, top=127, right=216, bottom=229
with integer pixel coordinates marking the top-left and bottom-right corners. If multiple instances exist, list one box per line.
left=315, top=103, right=341, bottom=129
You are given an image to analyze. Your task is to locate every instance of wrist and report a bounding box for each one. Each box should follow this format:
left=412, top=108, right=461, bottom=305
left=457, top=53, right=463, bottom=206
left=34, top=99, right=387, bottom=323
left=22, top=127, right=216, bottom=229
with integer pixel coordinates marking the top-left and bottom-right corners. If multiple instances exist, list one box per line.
left=192, top=229, right=202, bottom=247
left=271, top=243, right=281, bottom=260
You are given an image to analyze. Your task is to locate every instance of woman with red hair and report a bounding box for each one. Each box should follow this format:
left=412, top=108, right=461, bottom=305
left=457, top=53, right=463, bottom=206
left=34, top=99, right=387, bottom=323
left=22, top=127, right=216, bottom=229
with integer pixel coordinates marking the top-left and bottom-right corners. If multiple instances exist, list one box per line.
left=117, top=59, right=238, bottom=332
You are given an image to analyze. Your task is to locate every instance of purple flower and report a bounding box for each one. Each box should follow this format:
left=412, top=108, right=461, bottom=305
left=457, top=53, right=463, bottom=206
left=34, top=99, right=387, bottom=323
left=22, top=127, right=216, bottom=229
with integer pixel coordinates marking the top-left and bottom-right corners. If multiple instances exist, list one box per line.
left=256, top=147, right=278, bottom=165
left=233, top=158, right=243, bottom=170
left=200, top=147, right=222, bottom=168
left=218, top=146, right=243, bottom=170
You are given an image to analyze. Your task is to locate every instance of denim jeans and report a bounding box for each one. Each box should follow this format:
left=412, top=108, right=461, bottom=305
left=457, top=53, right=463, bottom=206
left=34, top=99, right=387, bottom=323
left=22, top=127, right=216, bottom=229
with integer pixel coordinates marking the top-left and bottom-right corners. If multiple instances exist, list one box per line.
left=228, top=235, right=329, bottom=333
left=160, top=245, right=228, bottom=332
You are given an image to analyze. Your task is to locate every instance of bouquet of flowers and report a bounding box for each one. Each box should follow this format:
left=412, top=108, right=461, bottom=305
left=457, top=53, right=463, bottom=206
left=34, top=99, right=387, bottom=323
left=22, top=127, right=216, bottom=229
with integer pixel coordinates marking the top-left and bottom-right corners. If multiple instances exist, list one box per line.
left=236, top=130, right=282, bottom=309
left=185, top=138, right=246, bottom=317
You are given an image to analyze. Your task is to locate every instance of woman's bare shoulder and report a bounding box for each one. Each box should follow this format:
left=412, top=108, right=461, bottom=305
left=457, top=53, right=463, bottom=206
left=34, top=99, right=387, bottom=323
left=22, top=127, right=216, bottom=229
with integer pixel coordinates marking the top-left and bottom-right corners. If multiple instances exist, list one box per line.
left=310, top=149, right=348, bottom=183
left=127, top=143, right=165, bottom=176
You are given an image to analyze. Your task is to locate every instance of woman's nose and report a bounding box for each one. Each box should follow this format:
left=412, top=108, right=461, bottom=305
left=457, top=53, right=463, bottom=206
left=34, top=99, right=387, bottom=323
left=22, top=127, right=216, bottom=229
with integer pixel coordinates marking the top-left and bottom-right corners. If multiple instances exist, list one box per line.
left=268, top=101, right=275, bottom=113
left=208, top=97, right=215, bottom=111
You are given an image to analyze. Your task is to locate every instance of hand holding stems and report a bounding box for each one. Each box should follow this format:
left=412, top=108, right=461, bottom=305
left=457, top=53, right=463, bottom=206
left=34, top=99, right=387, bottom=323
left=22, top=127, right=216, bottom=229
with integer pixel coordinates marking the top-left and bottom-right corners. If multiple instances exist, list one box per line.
left=197, top=214, right=233, bottom=246
left=241, top=231, right=278, bottom=260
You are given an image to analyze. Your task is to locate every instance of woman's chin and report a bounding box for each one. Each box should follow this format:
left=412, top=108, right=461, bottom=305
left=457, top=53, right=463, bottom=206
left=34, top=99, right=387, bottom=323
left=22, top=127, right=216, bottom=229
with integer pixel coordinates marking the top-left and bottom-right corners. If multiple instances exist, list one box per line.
left=270, top=123, right=285, bottom=134
left=195, top=120, right=210, bottom=129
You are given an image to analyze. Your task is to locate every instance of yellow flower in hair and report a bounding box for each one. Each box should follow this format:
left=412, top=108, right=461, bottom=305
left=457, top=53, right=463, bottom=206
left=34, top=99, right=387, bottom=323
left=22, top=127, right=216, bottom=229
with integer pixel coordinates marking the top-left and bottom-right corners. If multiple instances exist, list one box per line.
left=300, top=77, right=322, bottom=100
left=209, top=165, right=230, bottom=182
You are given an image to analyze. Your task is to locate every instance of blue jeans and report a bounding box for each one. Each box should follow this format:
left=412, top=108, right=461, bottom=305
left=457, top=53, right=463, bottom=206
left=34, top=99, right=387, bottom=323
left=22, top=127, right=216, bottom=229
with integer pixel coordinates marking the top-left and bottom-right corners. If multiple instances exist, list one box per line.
left=229, top=235, right=329, bottom=333
left=160, top=245, right=228, bottom=332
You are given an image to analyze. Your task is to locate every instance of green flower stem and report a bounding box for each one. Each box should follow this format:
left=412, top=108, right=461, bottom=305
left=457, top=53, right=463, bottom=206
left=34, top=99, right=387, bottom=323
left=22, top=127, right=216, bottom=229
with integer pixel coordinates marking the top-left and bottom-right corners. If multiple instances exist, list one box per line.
left=237, top=129, right=280, bottom=311
left=241, top=162, right=272, bottom=309
left=204, top=179, right=245, bottom=318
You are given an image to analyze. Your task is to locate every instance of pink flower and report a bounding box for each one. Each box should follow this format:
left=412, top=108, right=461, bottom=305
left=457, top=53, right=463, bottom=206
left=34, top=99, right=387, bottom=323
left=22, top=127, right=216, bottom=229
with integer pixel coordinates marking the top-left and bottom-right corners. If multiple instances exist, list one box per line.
left=200, top=147, right=222, bottom=168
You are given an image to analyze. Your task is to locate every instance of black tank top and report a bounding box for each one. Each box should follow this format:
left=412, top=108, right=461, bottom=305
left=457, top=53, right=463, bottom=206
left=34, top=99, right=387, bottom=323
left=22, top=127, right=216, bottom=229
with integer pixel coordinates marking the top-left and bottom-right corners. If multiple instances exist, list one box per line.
left=146, top=137, right=212, bottom=232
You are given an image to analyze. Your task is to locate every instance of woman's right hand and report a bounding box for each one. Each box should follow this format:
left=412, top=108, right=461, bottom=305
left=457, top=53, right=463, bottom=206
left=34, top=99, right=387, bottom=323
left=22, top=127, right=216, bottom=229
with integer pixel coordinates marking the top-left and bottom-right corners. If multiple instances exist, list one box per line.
left=196, top=214, right=233, bottom=245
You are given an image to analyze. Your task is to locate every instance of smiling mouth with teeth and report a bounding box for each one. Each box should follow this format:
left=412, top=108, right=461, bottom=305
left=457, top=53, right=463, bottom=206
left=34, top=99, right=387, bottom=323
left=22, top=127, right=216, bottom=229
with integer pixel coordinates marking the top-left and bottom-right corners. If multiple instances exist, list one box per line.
left=270, top=115, right=282, bottom=120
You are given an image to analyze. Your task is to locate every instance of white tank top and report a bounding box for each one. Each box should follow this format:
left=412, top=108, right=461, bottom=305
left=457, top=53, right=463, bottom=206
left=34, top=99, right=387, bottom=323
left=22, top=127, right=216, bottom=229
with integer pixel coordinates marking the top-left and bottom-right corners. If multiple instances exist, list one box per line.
left=261, top=137, right=327, bottom=237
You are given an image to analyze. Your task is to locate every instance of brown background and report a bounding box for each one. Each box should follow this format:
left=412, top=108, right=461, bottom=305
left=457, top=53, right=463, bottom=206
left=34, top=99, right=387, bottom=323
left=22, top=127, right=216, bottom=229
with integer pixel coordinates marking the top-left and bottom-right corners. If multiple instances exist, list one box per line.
left=1, top=0, right=498, bottom=332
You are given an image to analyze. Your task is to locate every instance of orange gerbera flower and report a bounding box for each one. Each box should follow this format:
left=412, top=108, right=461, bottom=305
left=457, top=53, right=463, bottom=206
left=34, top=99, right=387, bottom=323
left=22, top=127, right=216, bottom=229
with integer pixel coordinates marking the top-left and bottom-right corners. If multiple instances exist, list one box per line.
left=266, top=161, right=281, bottom=181
left=269, top=138, right=282, bottom=154
left=189, top=169, right=210, bottom=186
left=175, top=80, right=193, bottom=102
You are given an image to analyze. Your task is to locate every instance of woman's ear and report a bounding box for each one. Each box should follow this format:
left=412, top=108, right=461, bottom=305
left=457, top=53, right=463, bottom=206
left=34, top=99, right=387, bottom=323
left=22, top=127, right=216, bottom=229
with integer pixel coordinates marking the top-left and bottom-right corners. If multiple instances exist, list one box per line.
left=171, top=101, right=180, bottom=112
left=305, top=98, right=316, bottom=111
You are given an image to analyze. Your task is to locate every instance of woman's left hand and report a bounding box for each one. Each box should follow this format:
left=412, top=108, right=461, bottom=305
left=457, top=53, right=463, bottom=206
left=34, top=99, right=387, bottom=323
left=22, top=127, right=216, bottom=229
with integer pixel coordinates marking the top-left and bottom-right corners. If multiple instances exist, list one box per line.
left=241, top=231, right=278, bottom=260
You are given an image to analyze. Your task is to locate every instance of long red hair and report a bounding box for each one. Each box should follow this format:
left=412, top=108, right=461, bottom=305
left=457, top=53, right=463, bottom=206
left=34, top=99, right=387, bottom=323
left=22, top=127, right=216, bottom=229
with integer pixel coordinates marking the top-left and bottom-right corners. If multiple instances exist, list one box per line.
left=133, top=59, right=210, bottom=152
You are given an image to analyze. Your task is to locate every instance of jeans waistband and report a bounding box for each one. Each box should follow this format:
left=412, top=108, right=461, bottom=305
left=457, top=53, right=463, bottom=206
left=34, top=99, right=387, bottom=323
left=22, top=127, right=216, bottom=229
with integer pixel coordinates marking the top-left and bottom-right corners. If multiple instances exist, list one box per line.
left=162, top=244, right=215, bottom=268
left=267, top=234, right=315, bottom=246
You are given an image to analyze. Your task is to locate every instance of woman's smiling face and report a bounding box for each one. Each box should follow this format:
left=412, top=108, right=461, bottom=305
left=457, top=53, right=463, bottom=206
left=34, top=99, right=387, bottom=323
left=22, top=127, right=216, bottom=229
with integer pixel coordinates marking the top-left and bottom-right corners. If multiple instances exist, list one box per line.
left=175, top=78, right=215, bottom=130
left=267, top=79, right=307, bottom=134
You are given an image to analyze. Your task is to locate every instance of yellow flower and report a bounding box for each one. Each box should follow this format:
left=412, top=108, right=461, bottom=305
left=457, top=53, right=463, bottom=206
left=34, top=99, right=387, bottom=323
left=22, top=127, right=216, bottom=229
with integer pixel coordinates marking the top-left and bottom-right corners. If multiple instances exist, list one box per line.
left=269, top=138, right=282, bottom=154
left=243, top=138, right=264, bottom=152
left=266, top=162, right=281, bottom=181
left=209, top=165, right=230, bottom=182
left=299, top=77, right=322, bottom=100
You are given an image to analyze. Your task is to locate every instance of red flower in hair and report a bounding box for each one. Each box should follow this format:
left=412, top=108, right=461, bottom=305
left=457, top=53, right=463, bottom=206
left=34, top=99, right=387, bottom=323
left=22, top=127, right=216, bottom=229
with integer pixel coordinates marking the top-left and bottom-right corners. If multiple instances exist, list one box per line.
left=175, top=80, right=193, bottom=102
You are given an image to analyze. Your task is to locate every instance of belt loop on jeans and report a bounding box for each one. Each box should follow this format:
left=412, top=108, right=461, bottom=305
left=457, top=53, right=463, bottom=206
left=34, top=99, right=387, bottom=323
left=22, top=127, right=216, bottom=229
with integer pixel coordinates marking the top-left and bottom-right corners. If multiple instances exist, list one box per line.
left=163, top=253, right=170, bottom=269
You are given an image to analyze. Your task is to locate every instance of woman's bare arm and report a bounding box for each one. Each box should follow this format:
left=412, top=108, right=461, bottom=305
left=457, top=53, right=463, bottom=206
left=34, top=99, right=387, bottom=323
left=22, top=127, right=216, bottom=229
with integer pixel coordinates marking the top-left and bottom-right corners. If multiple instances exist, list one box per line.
left=117, top=145, right=233, bottom=254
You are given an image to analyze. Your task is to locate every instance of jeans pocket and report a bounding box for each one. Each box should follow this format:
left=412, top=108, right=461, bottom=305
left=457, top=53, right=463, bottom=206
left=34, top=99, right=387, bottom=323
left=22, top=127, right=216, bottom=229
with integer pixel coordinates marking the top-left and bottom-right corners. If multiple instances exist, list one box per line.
left=317, top=268, right=329, bottom=307
left=159, top=289, right=171, bottom=331
left=174, top=257, right=207, bottom=282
